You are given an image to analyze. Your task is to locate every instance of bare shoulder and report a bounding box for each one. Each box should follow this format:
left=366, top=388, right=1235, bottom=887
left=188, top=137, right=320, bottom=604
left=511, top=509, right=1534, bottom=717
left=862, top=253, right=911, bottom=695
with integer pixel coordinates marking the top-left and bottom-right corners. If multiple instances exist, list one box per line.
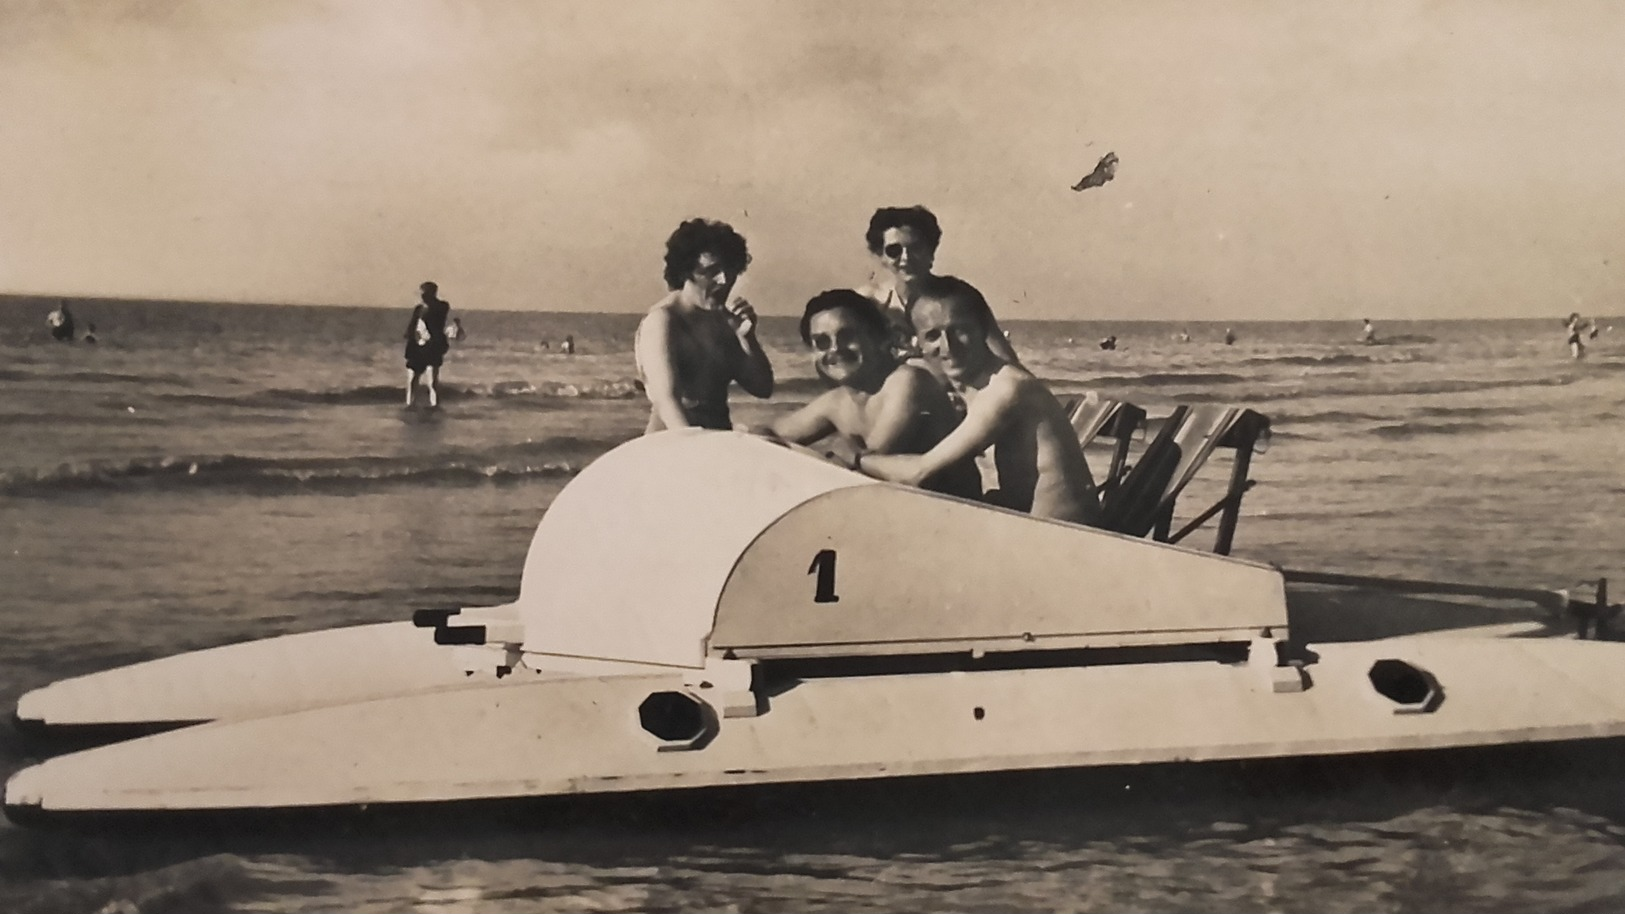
left=879, top=363, right=937, bottom=397
left=986, top=362, right=1038, bottom=396
left=643, top=292, right=681, bottom=319
left=981, top=361, right=1046, bottom=393
left=637, top=294, right=681, bottom=333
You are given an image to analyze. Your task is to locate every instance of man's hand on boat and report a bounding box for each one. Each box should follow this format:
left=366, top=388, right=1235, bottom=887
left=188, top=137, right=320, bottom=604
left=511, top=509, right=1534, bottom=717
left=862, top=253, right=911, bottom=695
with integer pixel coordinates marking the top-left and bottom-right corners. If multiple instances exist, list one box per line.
left=817, top=434, right=864, bottom=471
left=738, top=424, right=787, bottom=444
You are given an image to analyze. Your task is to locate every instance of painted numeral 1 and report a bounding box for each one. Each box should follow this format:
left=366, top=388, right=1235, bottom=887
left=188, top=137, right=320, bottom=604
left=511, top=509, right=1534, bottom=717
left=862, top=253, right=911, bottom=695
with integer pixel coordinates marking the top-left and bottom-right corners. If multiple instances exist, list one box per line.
left=808, top=549, right=839, bottom=603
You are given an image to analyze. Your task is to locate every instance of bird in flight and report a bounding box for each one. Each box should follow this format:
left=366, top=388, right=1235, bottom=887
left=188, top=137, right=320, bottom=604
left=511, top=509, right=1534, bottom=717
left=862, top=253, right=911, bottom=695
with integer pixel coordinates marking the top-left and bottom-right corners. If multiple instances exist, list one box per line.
left=1071, top=151, right=1118, bottom=191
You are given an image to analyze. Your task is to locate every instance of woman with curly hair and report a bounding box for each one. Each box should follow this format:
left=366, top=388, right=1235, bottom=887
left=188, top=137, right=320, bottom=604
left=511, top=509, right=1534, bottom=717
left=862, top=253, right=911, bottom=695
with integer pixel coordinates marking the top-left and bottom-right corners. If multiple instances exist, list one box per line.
left=634, top=218, right=774, bottom=432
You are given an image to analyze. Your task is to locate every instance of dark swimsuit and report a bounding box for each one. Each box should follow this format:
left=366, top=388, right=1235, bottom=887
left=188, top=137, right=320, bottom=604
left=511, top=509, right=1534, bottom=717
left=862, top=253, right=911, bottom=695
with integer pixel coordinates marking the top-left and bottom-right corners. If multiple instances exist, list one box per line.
left=404, top=300, right=451, bottom=370
left=634, top=309, right=737, bottom=432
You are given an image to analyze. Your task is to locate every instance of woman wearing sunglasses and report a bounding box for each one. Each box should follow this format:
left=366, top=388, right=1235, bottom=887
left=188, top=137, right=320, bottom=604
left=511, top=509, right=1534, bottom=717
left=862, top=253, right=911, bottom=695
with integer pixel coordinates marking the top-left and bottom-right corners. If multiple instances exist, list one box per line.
left=858, top=205, right=1021, bottom=368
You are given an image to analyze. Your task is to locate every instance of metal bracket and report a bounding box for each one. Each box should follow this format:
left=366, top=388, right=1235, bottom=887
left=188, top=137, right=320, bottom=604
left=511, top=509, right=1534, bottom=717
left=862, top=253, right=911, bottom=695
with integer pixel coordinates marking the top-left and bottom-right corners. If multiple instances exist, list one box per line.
left=1569, top=578, right=1621, bottom=640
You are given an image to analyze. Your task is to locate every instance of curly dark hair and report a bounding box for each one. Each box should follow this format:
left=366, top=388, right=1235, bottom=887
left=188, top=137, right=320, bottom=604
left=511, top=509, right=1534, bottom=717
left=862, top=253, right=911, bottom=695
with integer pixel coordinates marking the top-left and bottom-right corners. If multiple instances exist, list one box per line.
left=864, top=206, right=943, bottom=254
left=663, top=218, right=751, bottom=290
left=798, top=289, right=892, bottom=346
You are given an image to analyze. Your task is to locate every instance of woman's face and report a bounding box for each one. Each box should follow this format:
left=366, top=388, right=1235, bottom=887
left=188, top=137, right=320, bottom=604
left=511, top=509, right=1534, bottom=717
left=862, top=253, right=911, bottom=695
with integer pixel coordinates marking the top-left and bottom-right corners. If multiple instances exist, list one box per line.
left=687, top=251, right=740, bottom=307
left=876, top=226, right=936, bottom=283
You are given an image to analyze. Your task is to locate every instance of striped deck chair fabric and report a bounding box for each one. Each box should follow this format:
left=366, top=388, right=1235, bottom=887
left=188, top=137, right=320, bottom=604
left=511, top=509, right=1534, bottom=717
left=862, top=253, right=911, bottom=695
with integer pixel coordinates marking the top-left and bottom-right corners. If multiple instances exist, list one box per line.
left=1066, top=395, right=1127, bottom=447
left=1099, top=404, right=1254, bottom=538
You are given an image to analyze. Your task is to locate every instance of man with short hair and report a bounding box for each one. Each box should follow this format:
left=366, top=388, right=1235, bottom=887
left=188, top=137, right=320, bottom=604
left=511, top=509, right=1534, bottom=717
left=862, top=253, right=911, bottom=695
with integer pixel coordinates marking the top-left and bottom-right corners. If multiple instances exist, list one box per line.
left=856, top=276, right=1103, bottom=526
left=765, top=289, right=979, bottom=499
left=635, top=218, right=773, bottom=432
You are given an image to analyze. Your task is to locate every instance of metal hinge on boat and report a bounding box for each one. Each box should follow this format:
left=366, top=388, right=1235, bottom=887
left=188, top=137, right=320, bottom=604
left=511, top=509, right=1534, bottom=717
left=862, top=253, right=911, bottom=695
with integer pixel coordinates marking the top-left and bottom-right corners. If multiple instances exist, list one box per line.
left=1249, top=634, right=1313, bottom=693
left=682, top=657, right=762, bottom=718
left=412, top=608, right=526, bottom=677
left=1568, top=578, right=1621, bottom=640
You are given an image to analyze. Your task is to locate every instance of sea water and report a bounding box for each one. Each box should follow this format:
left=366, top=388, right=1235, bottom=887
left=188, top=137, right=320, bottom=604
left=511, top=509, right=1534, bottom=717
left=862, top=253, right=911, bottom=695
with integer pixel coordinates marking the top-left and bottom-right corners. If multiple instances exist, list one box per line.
left=1, top=296, right=1622, bottom=913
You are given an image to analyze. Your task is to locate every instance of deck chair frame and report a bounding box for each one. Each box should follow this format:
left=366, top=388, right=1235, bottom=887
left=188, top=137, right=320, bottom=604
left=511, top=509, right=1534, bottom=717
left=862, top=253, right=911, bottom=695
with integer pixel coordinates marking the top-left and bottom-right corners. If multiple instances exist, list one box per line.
left=1064, top=396, right=1147, bottom=494
left=1072, top=399, right=1269, bottom=556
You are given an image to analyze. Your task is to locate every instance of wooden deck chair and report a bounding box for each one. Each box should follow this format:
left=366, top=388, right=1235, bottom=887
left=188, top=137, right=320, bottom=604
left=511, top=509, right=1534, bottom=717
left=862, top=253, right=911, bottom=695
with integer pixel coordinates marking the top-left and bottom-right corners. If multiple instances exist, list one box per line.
left=1064, top=396, right=1147, bottom=493
left=1098, top=404, right=1270, bottom=555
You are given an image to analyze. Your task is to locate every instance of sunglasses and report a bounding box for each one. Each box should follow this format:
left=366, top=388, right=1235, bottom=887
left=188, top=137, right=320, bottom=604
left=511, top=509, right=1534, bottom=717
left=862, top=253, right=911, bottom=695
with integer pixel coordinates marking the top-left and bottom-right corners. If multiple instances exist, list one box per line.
left=882, top=242, right=931, bottom=260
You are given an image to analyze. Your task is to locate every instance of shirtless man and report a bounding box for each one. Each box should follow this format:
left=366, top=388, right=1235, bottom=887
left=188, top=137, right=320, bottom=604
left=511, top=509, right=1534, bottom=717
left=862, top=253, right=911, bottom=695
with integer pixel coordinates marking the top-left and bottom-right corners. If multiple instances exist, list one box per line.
left=765, top=289, right=979, bottom=499
left=635, top=219, right=773, bottom=432
left=857, top=276, right=1103, bottom=526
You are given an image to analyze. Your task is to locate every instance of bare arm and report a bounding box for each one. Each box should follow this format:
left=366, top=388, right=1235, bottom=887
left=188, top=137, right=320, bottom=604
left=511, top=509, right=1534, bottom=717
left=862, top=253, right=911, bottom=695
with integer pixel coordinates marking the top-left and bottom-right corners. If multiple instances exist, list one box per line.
left=864, top=367, right=939, bottom=454
left=634, top=308, right=695, bottom=430
left=769, top=390, right=840, bottom=445
left=860, top=374, right=1019, bottom=485
left=727, top=298, right=774, bottom=399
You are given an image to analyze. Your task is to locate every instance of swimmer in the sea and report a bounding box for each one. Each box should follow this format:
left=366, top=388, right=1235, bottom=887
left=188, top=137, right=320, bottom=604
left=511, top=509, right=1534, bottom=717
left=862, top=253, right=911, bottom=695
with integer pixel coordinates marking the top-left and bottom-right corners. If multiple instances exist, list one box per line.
left=46, top=300, right=75, bottom=342
left=1565, top=312, right=1596, bottom=359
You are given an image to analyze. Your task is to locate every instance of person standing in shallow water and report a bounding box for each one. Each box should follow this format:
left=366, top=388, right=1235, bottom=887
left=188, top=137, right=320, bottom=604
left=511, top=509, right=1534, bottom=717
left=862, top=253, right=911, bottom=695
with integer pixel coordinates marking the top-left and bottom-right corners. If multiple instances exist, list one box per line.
left=1565, top=312, right=1598, bottom=359
left=404, top=281, right=452, bottom=408
left=634, top=218, right=773, bottom=432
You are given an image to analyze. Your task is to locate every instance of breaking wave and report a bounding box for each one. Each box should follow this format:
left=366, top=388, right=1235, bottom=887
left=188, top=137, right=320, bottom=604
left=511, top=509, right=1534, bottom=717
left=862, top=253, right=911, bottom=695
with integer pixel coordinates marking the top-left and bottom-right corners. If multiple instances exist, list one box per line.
left=1077, top=372, right=1249, bottom=388
left=0, top=437, right=617, bottom=497
left=1243, top=351, right=1426, bottom=367
left=0, top=368, right=195, bottom=385
left=1244, top=375, right=1575, bottom=403
left=156, top=379, right=644, bottom=409
left=1271, top=408, right=1389, bottom=426
left=1370, top=419, right=1503, bottom=440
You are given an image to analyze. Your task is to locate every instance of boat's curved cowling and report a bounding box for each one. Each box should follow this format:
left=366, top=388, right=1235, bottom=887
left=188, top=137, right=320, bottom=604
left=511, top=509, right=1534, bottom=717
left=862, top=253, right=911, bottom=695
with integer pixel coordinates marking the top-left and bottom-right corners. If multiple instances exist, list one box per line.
left=516, top=429, right=1290, bottom=666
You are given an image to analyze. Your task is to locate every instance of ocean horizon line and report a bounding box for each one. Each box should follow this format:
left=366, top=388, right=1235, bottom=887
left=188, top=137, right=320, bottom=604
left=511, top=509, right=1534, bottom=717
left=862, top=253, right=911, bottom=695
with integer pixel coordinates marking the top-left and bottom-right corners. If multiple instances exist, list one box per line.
left=0, top=294, right=1611, bottom=327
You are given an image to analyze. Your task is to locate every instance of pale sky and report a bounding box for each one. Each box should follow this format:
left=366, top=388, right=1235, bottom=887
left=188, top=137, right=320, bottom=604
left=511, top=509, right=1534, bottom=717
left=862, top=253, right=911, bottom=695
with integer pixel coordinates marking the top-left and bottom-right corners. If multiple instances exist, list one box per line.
left=3, top=1, right=1623, bottom=320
